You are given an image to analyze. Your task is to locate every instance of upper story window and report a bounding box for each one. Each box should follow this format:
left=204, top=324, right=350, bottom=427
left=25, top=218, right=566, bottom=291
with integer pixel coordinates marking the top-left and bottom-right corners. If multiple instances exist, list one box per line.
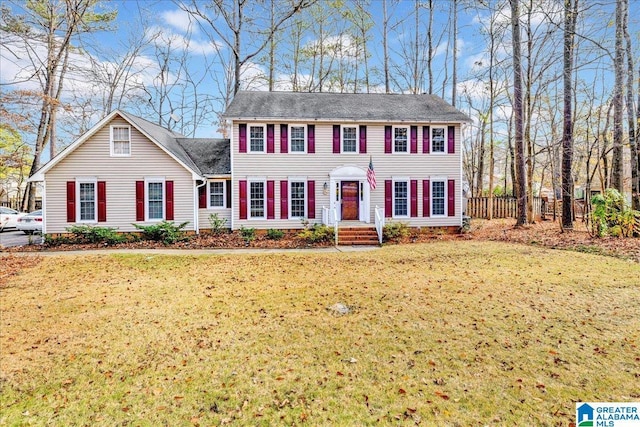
left=431, top=127, right=446, bottom=153
left=290, top=126, right=306, bottom=153
left=342, top=126, right=357, bottom=153
left=394, top=127, right=408, bottom=153
left=209, top=181, right=225, bottom=208
left=249, top=125, right=265, bottom=152
left=432, top=180, right=446, bottom=215
left=78, top=179, right=97, bottom=222
left=111, top=126, right=130, bottom=156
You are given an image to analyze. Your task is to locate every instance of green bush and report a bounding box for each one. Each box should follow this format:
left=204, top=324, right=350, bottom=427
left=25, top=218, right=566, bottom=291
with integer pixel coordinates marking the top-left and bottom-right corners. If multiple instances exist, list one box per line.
left=298, top=224, right=334, bottom=243
left=239, top=225, right=256, bottom=243
left=590, top=189, right=640, bottom=237
left=208, top=213, right=228, bottom=233
left=65, top=224, right=126, bottom=245
left=383, top=221, right=409, bottom=242
left=133, top=221, right=190, bottom=244
left=266, top=228, right=284, bottom=240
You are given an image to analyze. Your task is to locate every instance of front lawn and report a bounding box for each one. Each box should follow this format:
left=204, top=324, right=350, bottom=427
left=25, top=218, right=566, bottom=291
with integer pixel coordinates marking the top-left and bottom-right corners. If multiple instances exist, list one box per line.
left=1, top=241, right=639, bottom=425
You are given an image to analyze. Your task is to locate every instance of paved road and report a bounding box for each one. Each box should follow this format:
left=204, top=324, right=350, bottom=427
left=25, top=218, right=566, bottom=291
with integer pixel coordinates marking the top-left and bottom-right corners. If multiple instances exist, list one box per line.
left=0, top=230, right=43, bottom=248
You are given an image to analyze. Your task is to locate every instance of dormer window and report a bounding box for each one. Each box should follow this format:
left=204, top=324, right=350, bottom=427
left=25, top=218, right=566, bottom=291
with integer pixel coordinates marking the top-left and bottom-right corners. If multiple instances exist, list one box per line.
left=111, top=125, right=131, bottom=156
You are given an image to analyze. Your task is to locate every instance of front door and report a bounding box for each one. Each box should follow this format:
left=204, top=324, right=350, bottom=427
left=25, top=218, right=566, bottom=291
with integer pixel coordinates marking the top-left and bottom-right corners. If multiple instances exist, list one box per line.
left=341, top=181, right=359, bottom=220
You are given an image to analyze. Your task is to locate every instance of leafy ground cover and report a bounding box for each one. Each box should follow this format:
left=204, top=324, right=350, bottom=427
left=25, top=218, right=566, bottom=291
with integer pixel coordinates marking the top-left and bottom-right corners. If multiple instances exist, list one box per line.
left=1, top=242, right=639, bottom=425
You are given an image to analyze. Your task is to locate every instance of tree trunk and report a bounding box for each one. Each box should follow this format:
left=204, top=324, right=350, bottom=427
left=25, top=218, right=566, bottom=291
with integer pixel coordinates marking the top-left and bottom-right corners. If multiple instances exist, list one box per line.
left=611, top=0, right=624, bottom=192
left=383, top=0, right=390, bottom=93
left=511, top=0, right=527, bottom=226
left=427, top=0, right=433, bottom=94
left=451, top=0, right=457, bottom=106
left=562, top=0, right=578, bottom=230
left=623, top=0, right=639, bottom=209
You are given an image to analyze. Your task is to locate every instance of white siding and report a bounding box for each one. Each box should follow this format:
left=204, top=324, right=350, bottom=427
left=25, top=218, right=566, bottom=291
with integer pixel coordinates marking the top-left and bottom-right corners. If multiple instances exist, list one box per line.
left=44, top=117, right=196, bottom=234
left=232, top=121, right=463, bottom=229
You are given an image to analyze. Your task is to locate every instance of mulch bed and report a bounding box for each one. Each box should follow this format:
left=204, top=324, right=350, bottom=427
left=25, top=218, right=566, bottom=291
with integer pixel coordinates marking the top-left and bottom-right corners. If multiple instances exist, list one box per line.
left=2, top=219, right=638, bottom=263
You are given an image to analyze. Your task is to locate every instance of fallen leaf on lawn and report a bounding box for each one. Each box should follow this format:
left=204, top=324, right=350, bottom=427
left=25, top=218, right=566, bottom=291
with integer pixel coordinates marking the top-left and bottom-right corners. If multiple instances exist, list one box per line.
left=398, top=388, right=407, bottom=394
left=435, top=391, right=450, bottom=400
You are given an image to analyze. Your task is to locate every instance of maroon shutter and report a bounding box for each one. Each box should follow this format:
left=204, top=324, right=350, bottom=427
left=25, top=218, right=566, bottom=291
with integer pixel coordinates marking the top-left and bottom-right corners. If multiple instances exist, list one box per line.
left=423, top=180, right=430, bottom=217
left=384, top=180, right=392, bottom=217
left=410, top=126, right=418, bottom=154
left=239, top=123, right=247, bottom=153
left=333, top=125, right=340, bottom=153
left=66, top=181, right=76, bottom=222
left=97, top=181, right=106, bottom=222
left=165, top=180, right=174, bottom=220
left=135, top=181, right=144, bottom=221
left=239, top=180, right=247, bottom=219
left=226, top=180, right=232, bottom=209
left=359, top=125, right=367, bottom=153
left=410, top=180, right=418, bottom=217
left=199, top=185, right=207, bottom=208
left=280, top=124, right=288, bottom=153
left=280, top=180, right=288, bottom=219
left=448, top=179, right=455, bottom=217
left=384, top=126, right=392, bottom=153
left=308, top=124, right=315, bottom=153
left=448, top=125, right=455, bottom=154
left=267, top=124, right=275, bottom=153
left=307, top=180, right=315, bottom=219
left=267, top=180, right=275, bottom=219
left=423, top=126, right=430, bottom=153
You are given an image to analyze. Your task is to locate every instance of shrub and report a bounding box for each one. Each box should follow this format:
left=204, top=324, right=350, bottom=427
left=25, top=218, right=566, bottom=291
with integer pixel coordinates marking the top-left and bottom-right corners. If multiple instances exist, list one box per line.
left=266, top=228, right=284, bottom=240
left=590, top=189, right=640, bottom=237
left=133, top=221, right=190, bottom=244
left=298, top=224, right=334, bottom=243
left=383, top=221, right=409, bottom=242
left=208, top=213, right=228, bottom=234
left=239, top=225, right=256, bottom=243
left=65, top=224, right=126, bottom=245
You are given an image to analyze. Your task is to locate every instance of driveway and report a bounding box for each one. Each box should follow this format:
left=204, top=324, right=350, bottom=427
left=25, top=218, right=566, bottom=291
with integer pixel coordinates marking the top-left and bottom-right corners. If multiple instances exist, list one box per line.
left=0, top=230, right=43, bottom=248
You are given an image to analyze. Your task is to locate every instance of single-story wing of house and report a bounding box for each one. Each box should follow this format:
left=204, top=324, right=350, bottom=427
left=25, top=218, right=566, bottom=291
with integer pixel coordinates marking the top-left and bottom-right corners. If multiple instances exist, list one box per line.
left=31, top=91, right=471, bottom=239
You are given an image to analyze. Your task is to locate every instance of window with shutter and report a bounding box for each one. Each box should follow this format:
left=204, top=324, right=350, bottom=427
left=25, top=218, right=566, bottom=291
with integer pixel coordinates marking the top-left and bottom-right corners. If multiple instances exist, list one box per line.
left=209, top=181, right=225, bottom=208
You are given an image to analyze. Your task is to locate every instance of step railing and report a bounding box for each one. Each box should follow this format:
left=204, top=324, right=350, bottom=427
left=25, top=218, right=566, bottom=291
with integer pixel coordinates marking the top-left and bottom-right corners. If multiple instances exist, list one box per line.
left=374, top=205, right=385, bottom=244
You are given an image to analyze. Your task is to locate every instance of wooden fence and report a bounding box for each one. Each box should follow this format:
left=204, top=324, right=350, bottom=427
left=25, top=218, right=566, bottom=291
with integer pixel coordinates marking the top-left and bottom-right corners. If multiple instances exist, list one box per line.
left=466, top=197, right=543, bottom=220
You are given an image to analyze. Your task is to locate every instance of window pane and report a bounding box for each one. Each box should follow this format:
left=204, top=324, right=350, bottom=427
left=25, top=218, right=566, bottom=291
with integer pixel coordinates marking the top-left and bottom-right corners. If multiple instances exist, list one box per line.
left=394, top=128, right=408, bottom=152
left=290, top=181, right=306, bottom=218
left=343, top=127, right=357, bottom=152
left=112, top=127, right=130, bottom=155
left=209, top=182, right=224, bottom=207
left=250, top=126, right=264, bottom=152
left=148, top=182, right=164, bottom=219
left=432, top=181, right=445, bottom=215
left=79, top=182, right=95, bottom=221
left=394, top=181, right=408, bottom=216
left=432, top=128, right=445, bottom=152
left=250, top=182, right=264, bottom=218
left=290, top=126, right=305, bottom=152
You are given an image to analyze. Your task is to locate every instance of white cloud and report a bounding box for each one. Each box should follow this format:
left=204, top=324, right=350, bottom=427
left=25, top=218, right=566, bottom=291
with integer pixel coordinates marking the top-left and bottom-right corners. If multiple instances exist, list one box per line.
left=150, top=26, right=221, bottom=56
left=160, top=8, right=197, bottom=34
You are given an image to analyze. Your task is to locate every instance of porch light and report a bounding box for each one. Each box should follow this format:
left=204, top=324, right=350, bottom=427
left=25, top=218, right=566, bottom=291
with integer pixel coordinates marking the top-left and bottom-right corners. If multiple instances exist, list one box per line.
left=323, top=182, right=329, bottom=195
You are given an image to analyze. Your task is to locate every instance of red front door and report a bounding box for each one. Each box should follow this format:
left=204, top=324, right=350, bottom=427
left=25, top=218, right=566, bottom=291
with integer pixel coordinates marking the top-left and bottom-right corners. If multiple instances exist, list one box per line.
left=341, top=181, right=359, bottom=220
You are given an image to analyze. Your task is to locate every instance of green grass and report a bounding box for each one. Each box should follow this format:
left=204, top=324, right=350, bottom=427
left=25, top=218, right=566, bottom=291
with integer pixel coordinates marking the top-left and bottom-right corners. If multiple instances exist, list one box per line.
left=1, top=241, right=639, bottom=425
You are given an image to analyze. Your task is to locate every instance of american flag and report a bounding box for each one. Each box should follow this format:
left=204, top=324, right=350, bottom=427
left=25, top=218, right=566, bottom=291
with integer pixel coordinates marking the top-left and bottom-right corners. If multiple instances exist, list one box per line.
left=367, top=156, right=376, bottom=190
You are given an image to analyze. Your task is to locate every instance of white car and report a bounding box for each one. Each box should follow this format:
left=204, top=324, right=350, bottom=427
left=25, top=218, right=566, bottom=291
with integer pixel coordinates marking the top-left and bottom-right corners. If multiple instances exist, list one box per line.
left=16, top=210, right=43, bottom=234
left=0, top=207, right=26, bottom=231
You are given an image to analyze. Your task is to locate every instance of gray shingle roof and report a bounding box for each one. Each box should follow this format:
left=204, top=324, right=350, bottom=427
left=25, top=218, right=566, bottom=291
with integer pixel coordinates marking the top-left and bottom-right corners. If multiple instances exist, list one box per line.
left=177, top=138, right=230, bottom=175
left=224, top=91, right=472, bottom=123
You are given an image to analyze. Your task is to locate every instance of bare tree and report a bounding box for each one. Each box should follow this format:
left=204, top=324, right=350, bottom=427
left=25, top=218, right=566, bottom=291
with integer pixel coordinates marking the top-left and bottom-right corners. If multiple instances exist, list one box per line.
left=611, top=0, right=624, bottom=192
left=622, top=0, right=639, bottom=209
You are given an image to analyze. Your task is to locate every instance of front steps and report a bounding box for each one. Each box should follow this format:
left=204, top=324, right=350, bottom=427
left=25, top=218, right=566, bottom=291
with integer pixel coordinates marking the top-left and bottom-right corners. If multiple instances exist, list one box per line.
left=338, top=226, right=380, bottom=246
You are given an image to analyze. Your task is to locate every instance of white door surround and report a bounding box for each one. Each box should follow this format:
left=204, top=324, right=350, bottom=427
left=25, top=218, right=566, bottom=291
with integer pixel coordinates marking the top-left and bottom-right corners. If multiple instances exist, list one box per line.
left=329, top=165, right=370, bottom=223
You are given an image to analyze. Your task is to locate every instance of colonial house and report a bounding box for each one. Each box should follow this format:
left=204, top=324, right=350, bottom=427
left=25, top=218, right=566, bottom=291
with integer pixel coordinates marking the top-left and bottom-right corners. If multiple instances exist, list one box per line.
left=31, top=91, right=471, bottom=241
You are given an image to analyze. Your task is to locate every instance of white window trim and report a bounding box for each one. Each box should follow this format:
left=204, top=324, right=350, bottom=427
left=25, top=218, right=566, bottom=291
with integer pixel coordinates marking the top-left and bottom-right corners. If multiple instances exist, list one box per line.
left=341, top=125, right=358, bottom=154
left=208, top=180, right=226, bottom=209
left=248, top=124, right=267, bottom=153
left=288, top=177, right=307, bottom=219
left=110, top=125, right=131, bottom=157
left=431, top=176, right=447, bottom=217
left=431, top=126, right=447, bottom=154
left=392, top=176, right=410, bottom=219
left=392, top=125, right=410, bottom=154
left=248, top=178, right=267, bottom=220
left=76, top=177, right=97, bottom=223
left=288, top=124, right=307, bottom=153
left=145, top=177, right=165, bottom=222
